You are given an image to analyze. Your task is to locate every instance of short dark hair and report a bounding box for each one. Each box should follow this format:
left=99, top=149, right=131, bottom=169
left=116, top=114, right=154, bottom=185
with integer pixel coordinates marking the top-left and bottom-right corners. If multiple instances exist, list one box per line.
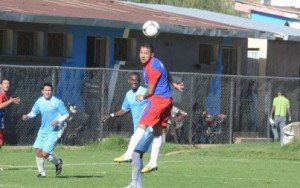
left=129, top=72, right=140, bottom=80
left=42, top=82, right=53, bottom=91
left=140, top=43, right=154, bottom=53
left=1, top=79, right=9, bottom=84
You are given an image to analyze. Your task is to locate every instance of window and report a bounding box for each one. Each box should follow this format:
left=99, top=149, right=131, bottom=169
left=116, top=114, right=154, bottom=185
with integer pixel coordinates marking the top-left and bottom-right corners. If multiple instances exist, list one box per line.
left=48, top=33, right=64, bottom=57
left=198, top=43, right=219, bottom=65
left=114, top=38, right=136, bottom=61
left=17, top=31, right=34, bottom=56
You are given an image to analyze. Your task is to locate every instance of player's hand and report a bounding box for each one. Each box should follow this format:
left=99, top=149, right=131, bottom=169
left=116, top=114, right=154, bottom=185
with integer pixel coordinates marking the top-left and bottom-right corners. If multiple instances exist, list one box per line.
left=173, top=82, right=184, bottom=92
left=50, top=120, right=60, bottom=127
left=10, top=97, right=21, bottom=104
left=100, top=115, right=111, bottom=124
left=136, top=94, right=144, bottom=101
left=22, top=115, right=28, bottom=121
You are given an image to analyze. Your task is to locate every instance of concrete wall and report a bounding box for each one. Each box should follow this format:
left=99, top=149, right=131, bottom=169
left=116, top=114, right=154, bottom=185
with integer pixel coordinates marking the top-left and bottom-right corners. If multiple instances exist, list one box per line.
left=128, top=30, right=248, bottom=75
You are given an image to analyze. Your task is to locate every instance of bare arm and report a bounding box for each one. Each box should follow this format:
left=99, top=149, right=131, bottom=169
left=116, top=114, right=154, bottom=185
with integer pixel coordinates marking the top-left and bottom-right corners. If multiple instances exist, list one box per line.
left=269, top=106, right=275, bottom=117
left=288, top=108, right=292, bottom=121
left=168, top=71, right=184, bottom=92
left=100, top=109, right=129, bottom=124
left=0, top=97, right=20, bottom=109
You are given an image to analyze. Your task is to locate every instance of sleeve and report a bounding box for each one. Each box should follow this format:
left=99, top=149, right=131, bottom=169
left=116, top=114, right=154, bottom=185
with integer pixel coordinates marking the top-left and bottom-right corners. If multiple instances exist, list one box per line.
left=121, top=95, right=130, bottom=111
left=0, top=94, right=4, bottom=103
left=31, top=100, right=41, bottom=116
left=58, top=100, right=69, bottom=116
left=147, top=65, right=161, bottom=85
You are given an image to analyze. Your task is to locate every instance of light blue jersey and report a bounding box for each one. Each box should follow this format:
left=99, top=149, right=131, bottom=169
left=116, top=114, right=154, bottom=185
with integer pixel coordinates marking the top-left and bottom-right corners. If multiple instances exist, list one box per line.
left=122, top=86, right=147, bottom=131
left=32, top=96, right=69, bottom=154
left=122, top=86, right=153, bottom=152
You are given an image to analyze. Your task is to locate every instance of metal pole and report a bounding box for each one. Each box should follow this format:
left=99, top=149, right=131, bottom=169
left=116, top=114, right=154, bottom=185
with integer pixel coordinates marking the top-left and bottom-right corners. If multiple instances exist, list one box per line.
left=229, top=77, right=235, bottom=144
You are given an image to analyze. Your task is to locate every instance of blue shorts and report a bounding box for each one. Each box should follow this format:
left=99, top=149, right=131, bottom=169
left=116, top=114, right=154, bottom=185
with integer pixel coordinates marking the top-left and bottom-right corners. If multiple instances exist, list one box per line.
left=135, top=127, right=153, bottom=153
left=33, top=130, right=59, bottom=154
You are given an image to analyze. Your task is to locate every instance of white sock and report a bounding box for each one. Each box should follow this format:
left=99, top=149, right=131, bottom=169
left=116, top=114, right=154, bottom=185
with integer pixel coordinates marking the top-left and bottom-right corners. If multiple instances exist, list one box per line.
left=36, top=157, right=45, bottom=176
left=148, top=135, right=162, bottom=167
left=47, top=154, right=60, bottom=165
left=124, top=128, right=145, bottom=158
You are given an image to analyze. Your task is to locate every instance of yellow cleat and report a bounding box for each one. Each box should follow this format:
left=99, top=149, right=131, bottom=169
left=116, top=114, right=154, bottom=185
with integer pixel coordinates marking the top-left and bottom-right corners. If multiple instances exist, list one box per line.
left=141, top=165, right=158, bottom=173
left=113, top=155, right=132, bottom=163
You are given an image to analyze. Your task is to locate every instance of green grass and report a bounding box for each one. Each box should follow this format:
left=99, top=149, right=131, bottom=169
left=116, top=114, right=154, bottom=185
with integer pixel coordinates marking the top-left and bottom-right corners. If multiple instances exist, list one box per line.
left=1, top=137, right=300, bottom=188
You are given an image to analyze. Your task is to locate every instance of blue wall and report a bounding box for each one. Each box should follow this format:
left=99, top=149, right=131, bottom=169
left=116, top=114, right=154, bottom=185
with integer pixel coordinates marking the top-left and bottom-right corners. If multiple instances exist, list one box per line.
left=251, top=11, right=296, bottom=26
left=56, top=25, right=124, bottom=111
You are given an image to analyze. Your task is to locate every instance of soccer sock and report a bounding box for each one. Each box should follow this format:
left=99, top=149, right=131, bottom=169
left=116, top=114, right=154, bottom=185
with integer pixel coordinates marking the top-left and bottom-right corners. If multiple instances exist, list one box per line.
left=46, top=154, right=60, bottom=165
left=124, top=128, right=145, bottom=158
left=132, top=152, right=143, bottom=188
left=36, top=157, right=45, bottom=176
left=149, top=135, right=162, bottom=167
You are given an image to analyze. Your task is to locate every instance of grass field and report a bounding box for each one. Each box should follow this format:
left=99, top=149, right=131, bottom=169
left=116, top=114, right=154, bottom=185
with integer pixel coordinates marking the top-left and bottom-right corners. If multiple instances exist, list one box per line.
left=1, top=136, right=300, bottom=188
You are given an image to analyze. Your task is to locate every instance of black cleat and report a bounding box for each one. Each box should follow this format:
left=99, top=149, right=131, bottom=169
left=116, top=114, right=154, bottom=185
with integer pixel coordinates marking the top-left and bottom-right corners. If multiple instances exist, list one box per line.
left=55, top=159, right=63, bottom=176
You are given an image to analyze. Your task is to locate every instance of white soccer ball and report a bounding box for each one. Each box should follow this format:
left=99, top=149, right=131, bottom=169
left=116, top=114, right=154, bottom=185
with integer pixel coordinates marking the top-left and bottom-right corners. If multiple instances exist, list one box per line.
left=142, top=20, right=160, bottom=38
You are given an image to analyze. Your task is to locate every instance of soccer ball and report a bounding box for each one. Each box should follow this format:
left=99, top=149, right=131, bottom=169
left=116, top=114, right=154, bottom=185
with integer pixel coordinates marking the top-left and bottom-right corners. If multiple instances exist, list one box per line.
left=142, top=20, right=160, bottom=38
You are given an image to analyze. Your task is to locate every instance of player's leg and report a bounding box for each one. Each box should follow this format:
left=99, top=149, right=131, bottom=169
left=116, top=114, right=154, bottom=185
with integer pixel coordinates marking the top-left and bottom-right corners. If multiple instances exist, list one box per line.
left=130, top=151, right=143, bottom=188
left=0, top=129, right=3, bottom=148
left=42, top=132, right=63, bottom=175
left=114, top=125, right=147, bottom=162
left=35, top=149, right=46, bottom=177
left=33, top=132, right=47, bottom=177
left=142, top=98, right=172, bottom=173
left=141, top=126, right=162, bottom=173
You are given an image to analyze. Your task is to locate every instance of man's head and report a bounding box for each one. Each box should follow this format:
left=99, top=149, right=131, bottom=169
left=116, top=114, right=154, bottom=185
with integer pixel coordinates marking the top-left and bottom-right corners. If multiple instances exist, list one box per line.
left=139, top=43, right=154, bottom=65
left=128, top=72, right=141, bottom=91
left=0, top=79, right=10, bottom=93
left=41, top=82, right=53, bottom=100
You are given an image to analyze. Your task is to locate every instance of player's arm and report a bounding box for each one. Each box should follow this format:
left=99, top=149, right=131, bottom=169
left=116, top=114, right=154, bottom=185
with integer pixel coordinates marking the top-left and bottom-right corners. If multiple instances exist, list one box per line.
left=0, top=97, right=20, bottom=109
left=269, top=106, right=275, bottom=118
left=100, top=109, right=129, bottom=123
left=51, top=101, right=70, bottom=126
left=22, top=112, right=37, bottom=121
left=168, top=71, right=184, bottom=92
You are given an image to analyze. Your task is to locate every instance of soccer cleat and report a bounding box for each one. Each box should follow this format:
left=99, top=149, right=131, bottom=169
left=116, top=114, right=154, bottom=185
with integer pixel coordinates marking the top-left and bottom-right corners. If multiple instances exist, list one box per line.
left=55, top=159, right=63, bottom=176
left=113, top=155, right=132, bottom=163
left=122, top=183, right=134, bottom=188
left=37, top=174, right=46, bottom=178
left=141, top=165, right=158, bottom=173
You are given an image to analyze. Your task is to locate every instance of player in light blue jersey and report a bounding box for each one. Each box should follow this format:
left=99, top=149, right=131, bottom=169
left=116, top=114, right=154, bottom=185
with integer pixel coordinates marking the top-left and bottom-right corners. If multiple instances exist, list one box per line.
left=22, top=83, right=69, bottom=178
left=101, top=72, right=153, bottom=188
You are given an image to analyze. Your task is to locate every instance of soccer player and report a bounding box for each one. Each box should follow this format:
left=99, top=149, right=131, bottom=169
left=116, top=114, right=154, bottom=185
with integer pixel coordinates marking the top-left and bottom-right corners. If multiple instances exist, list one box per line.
left=0, top=79, right=21, bottom=148
left=22, top=83, right=69, bottom=177
left=101, top=72, right=153, bottom=188
left=114, top=43, right=184, bottom=173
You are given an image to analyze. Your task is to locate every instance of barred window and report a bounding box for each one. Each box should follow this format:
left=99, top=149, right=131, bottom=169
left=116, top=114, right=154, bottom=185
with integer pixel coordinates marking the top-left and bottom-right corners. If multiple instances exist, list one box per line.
left=48, top=33, right=64, bottom=57
left=17, top=31, right=34, bottom=55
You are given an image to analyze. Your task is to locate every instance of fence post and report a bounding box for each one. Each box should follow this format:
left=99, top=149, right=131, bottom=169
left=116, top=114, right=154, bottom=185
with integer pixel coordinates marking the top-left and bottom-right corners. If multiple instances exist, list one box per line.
left=188, top=75, right=195, bottom=144
left=229, top=77, right=235, bottom=144
left=52, top=66, right=58, bottom=94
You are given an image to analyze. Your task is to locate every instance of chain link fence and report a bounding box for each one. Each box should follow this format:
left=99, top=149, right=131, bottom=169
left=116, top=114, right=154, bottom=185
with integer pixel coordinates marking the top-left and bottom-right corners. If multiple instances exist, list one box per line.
left=1, top=65, right=299, bottom=145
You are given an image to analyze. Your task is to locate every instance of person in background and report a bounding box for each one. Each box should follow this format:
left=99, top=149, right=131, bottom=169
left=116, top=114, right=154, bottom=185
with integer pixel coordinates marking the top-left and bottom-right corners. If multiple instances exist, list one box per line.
left=269, top=89, right=291, bottom=143
left=0, top=79, right=21, bottom=148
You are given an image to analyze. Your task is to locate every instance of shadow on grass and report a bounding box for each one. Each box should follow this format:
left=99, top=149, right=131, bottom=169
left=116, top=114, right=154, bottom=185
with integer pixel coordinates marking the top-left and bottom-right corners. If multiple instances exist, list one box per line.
left=56, top=175, right=104, bottom=178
